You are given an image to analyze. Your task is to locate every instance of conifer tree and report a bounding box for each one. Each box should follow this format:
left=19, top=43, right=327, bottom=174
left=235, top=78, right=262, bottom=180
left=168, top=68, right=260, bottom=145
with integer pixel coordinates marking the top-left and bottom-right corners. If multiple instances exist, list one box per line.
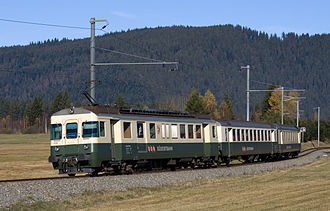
left=114, top=94, right=128, bottom=108
left=219, top=94, right=235, bottom=119
left=185, top=88, right=206, bottom=114
left=25, top=96, right=44, bottom=126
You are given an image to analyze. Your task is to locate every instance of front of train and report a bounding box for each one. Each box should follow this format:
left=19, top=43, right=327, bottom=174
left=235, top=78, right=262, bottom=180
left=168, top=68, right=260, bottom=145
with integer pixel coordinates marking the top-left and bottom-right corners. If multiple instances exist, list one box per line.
left=48, top=107, right=109, bottom=176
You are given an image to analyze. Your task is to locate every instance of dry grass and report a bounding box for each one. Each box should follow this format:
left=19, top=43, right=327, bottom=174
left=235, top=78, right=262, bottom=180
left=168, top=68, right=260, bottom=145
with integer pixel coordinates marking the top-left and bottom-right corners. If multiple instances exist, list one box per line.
left=9, top=156, right=330, bottom=211
left=79, top=157, right=330, bottom=211
left=302, top=140, right=330, bottom=150
left=0, top=134, right=60, bottom=180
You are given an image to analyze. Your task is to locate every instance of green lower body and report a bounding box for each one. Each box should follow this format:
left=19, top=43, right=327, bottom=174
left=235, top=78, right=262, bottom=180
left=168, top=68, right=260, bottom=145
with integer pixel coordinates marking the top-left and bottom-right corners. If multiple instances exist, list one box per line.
left=48, top=142, right=300, bottom=174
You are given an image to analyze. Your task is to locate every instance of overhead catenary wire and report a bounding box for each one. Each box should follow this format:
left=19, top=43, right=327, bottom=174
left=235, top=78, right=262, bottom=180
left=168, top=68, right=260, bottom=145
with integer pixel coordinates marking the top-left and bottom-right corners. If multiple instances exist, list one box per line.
left=0, top=18, right=104, bottom=30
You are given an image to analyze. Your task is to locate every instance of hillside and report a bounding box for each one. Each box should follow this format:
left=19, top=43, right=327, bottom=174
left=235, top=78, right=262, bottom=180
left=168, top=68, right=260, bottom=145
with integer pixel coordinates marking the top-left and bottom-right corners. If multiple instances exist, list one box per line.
left=0, top=25, right=329, bottom=119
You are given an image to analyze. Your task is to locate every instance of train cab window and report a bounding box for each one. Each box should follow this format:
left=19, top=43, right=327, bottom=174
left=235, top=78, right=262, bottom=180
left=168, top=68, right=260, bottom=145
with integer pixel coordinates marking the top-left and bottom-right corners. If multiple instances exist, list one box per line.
left=51, top=124, right=62, bottom=140
left=171, top=124, right=178, bottom=139
left=188, top=125, right=193, bottom=139
left=66, top=123, right=78, bottom=139
left=233, top=129, right=236, bottom=141
left=212, top=126, right=216, bottom=138
left=123, top=122, right=131, bottom=138
left=100, top=121, right=105, bottom=137
left=180, top=124, right=186, bottom=139
left=196, top=125, right=201, bottom=139
left=137, top=122, right=144, bottom=138
left=237, top=129, right=241, bottom=141
left=83, top=121, right=99, bottom=138
left=149, top=123, right=156, bottom=139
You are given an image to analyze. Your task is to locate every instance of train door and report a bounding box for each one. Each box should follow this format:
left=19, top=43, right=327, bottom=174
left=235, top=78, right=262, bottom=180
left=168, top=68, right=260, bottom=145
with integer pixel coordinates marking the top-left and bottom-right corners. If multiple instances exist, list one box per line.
left=202, top=124, right=210, bottom=157
left=137, top=121, right=148, bottom=154
left=110, top=119, right=118, bottom=160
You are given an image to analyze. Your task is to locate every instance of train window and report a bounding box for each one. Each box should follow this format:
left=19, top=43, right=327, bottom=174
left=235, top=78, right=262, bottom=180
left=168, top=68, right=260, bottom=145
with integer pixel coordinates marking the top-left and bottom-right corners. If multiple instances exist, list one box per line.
left=66, top=123, right=78, bottom=139
left=166, top=124, right=170, bottom=138
left=188, top=125, right=193, bottom=139
left=51, top=124, right=62, bottom=140
left=253, top=130, right=256, bottom=141
left=250, top=130, right=253, bottom=141
left=225, top=128, right=229, bottom=142
left=242, top=129, right=245, bottom=141
left=237, top=129, right=241, bottom=141
left=161, top=124, right=166, bottom=138
left=83, top=122, right=99, bottom=138
left=137, top=122, right=144, bottom=138
left=233, top=129, right=236, bottom=141
left=261, top=130, right=264, bottom=141
left=196, top=125, right=201, bottom=139
left=180, top=124, right=186, bottom=139
left=171, top=124, right=178, bottom=139
left=212, top=126, right=216, bottom=138
left=149, top=123, right=156, bottom=139
left=258, top=130, right=261, bottom=141
left=268, top=131, right=271, bottom=141
left=100, top=121, right=105, bottom=137
left=245, top=130, right=249, bottom=141
left=123, top=122, right=131, bottom=138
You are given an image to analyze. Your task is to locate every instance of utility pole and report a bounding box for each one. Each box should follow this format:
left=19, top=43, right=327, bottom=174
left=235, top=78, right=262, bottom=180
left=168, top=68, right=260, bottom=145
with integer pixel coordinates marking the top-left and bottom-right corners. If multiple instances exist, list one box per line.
left=90, top=18, right=109, bottom=104
left=281, top=86, right=284, bottom=125
left=89, top=18, right=178, bottom=105
left=296, top=100, right=299, bottom=127
left=313, top=107, right=320, bottom=148
left=240, top=65, right=250, bottom=121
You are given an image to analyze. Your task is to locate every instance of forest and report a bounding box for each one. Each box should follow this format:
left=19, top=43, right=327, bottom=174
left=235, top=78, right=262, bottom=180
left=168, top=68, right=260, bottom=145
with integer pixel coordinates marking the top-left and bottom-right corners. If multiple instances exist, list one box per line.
left=0, top=24, right=329, bottom=137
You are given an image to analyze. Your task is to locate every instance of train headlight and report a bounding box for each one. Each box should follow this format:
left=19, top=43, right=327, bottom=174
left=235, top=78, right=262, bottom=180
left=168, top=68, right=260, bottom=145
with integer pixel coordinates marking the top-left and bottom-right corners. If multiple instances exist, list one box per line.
left=55, top=146, right=60, bottom=152
left=83, top=144, right=89, bottom=150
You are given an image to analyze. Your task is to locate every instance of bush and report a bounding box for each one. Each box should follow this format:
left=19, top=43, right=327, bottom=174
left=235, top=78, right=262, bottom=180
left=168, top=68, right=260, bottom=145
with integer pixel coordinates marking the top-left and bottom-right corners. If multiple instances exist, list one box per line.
left=21, top=125, right=40, bottom=134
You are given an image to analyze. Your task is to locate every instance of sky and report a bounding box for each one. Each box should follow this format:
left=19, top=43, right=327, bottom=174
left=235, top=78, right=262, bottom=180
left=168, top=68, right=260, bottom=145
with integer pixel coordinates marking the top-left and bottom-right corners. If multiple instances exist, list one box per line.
left=0, top=0, right=330, bottom=47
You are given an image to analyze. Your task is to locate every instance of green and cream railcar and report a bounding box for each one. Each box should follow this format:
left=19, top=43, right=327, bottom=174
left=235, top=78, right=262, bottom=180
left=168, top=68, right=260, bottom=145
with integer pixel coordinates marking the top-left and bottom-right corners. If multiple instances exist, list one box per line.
left=48, top=106, right=218, bottom=175
left=275, top=124, right=301, bottom=157
left=216, top=120, right=277, bottom=163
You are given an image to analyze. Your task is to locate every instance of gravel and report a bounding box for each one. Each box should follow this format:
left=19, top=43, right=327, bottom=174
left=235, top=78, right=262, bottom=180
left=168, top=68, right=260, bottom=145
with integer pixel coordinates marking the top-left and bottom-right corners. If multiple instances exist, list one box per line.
left=1, top=149, right=329, bottom=209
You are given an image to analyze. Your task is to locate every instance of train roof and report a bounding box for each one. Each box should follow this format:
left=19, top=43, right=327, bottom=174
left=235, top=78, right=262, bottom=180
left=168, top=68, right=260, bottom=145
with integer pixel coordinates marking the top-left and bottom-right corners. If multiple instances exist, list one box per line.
left=216, top=119, right=300, bottom=131
left=52, top=105, right=300, bottom=131
left=52, top=105, right=215, bottom=124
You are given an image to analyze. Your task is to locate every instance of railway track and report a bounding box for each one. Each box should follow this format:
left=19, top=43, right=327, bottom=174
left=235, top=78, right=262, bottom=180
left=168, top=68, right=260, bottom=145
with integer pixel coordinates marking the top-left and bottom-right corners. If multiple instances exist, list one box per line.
left=1, top=147, right=329, bottom=184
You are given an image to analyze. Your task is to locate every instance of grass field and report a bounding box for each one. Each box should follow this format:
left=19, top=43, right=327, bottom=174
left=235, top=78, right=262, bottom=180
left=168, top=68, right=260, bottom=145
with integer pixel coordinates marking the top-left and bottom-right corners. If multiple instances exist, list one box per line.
left=0, top=133, right=329, bottom=181
left=8, top=154, right=330, bottom=210
left=0, top=134, right=61, bottom=180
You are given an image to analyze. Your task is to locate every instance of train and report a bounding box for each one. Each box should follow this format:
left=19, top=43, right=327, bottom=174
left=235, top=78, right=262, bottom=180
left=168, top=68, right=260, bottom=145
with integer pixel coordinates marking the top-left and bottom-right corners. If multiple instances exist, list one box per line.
left=48, top=105, right=302, bottom=176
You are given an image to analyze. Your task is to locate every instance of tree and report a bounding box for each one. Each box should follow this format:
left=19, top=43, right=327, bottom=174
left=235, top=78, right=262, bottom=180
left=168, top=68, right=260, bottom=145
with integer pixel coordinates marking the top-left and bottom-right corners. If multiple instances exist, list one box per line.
left=219, top=94, right=235, bottom=119
left=24, top=96, right=44, bottom=126
left=268, top=87, right=298, bottom=121
left=185, top=88, right=206, bottom=114
left=203, top=89, right=220, bottom=118
left=251, top=104, right=262, bottom=122
left=114, top=94, right=128, bottom=108
left=261, top=83, right=277, bottom=118
left=50, top=91, right=71, bottom=115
